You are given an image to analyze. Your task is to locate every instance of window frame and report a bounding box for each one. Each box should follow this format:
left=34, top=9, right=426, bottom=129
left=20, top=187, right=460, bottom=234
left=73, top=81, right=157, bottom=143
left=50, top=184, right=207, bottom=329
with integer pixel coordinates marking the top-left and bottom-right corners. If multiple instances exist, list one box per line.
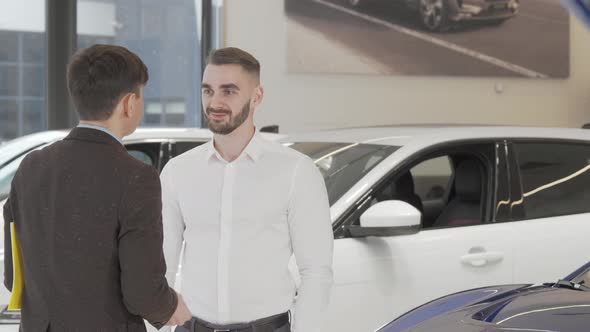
left=334, top=139, right=505, bottom=239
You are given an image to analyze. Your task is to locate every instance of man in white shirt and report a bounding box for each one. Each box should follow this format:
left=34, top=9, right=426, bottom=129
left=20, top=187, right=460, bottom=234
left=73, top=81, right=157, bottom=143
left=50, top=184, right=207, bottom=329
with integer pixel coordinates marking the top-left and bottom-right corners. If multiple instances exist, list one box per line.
left=160, top=47, right=334, bottom=332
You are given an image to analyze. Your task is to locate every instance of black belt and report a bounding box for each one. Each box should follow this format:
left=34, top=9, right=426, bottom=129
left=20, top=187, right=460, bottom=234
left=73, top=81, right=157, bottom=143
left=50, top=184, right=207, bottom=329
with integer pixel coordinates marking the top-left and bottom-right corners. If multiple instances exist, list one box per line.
left=185, top=312, right=290, bottom=332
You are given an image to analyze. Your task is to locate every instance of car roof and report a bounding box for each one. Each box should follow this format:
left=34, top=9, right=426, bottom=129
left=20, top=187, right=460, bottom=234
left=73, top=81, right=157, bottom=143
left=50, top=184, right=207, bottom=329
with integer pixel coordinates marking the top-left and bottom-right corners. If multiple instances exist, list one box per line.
left=124, top=128, right=284, bottom=142
left=280, top=125, right=590, bottom=146
left=9, top=127, right=283, bottom=145
left=21, top=127, right=213, bottom=142
left=9, top=125, right=590, bottom=150
left=125, top=127, right=213, bottom=141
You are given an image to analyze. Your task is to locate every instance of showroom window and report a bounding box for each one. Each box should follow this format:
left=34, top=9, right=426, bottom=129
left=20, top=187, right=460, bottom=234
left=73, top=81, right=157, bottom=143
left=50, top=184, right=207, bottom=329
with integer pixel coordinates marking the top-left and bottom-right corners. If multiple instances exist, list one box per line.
left=77, top=0, right=204, bottom=128
left=513, top=142, right=590, bottom=220
left=0, top=1, right=47, bottom=141
left=0, top=0, right=221, bottom=142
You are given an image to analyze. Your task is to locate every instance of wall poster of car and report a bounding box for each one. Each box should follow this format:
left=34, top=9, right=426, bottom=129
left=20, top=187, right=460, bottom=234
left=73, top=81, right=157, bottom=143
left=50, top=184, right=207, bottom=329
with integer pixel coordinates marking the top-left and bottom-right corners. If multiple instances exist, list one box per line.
left=285, top=0, right=570, bottom=78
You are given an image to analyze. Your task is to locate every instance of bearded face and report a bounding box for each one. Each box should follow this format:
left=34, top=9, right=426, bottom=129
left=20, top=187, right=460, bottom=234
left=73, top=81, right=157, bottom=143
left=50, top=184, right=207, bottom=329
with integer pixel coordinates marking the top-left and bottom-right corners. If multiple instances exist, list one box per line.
left=204, top=98, right=251, bottom=135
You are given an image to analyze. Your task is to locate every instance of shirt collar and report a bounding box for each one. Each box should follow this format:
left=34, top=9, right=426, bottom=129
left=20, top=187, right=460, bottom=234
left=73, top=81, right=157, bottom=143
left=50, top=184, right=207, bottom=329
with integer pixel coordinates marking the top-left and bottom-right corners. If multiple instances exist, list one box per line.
left=205, top=131, right=264, bottom=163
left=77, top=123, right=124, bottom=146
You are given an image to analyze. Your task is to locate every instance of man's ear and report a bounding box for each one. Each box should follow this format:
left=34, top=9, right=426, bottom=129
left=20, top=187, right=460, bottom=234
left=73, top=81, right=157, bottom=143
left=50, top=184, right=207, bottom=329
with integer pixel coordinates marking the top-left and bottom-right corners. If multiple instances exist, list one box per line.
left=122, top=92, right=136, bottom=119
left=253, top=86, right=264, bottom=107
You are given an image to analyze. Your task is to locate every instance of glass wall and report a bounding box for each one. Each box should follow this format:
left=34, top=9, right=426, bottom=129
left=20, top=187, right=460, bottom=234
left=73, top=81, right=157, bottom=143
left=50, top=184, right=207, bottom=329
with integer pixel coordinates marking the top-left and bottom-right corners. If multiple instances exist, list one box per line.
left=0, top=0, right=217, bottom=142
left=0, top=0, right=46, bottom=141
left=77, top=0, right=203, bottom=128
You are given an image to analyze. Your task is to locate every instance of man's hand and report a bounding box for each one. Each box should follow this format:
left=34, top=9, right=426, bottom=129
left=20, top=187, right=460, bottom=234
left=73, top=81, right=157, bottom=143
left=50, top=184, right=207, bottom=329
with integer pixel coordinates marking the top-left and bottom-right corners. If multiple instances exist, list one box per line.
left=165, top=293, right=192, bottom=326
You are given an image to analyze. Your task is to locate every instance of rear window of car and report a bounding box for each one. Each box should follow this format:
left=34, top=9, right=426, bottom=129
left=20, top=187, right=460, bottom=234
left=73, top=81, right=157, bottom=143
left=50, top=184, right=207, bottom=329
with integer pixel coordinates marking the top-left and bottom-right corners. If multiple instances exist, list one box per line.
left=287, top=142, right=399, bottom=205
left=513, top=142, right=590, bottom=219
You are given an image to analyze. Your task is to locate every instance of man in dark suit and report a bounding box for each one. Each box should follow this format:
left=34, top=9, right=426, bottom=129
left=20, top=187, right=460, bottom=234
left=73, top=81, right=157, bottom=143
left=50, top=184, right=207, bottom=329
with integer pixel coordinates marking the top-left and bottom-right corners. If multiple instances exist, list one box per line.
left=2, top=44, right=191, bottom=331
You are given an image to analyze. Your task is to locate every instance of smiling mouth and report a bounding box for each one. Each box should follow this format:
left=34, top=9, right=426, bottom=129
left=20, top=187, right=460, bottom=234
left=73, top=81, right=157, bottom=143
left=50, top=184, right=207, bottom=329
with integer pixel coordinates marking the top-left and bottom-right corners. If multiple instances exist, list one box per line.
left=209, top=112, right=229, bottom=118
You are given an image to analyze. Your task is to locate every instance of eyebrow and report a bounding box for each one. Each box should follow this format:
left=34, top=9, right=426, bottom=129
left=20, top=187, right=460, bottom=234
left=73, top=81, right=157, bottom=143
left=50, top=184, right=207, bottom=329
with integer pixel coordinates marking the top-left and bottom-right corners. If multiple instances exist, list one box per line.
left=220, top=84, right=240, bottom=90
left=201, top=83, right=240, bottom=91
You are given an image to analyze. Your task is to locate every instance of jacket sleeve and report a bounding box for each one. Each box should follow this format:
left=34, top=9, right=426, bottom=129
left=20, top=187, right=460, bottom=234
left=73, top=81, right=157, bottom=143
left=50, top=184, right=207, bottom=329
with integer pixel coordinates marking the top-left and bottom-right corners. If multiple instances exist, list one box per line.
left=118, top=163, right=178, bottom=329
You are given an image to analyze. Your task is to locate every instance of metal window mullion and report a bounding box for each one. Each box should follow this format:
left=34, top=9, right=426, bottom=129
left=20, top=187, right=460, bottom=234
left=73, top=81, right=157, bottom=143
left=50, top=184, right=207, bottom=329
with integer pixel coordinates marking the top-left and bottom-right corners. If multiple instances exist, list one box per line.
left=17, top=32, right=24, bottom=137
left=46, top=0, right=77, bottom=130
left=200, top=0, right=212, bottom=128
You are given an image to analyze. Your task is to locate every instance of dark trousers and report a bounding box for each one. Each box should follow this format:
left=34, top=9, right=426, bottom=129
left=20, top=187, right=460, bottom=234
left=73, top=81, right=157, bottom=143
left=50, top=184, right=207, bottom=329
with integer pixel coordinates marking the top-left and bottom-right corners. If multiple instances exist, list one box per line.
left=174, top=312, right=290, bottom=332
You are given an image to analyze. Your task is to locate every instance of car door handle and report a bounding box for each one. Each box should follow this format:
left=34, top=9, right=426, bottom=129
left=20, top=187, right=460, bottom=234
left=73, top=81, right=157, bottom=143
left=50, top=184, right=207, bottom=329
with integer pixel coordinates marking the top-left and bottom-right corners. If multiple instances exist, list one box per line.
left=461, top=251, right=504, bottom=267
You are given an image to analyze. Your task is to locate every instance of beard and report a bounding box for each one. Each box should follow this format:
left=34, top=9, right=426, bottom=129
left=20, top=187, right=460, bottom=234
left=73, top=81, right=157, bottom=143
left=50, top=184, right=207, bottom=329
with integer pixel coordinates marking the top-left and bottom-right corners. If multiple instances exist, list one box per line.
left=205, top=99, right=251, bottom=135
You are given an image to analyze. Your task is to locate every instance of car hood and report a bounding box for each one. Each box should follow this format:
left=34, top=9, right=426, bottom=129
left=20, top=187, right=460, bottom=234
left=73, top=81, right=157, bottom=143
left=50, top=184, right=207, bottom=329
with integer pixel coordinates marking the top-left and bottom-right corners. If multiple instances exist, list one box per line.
left=477, top=286, right=590, bottom=330
left=381, top=284, right=590, bottom=332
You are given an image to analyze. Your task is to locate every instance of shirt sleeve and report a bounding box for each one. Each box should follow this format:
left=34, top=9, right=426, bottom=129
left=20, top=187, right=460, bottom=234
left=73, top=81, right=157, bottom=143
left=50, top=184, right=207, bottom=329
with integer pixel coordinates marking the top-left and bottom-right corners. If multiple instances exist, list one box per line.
left=160, top=162, right=185, bottom=291
left=287, top=157, right=334, bottom=332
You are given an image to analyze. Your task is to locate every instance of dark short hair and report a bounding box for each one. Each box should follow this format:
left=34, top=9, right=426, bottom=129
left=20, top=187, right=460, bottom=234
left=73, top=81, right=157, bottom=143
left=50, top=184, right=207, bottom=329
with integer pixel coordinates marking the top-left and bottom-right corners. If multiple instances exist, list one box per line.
left=67, top=44, right=148, bottom=121
left=207, top=47, right=260, bottom=80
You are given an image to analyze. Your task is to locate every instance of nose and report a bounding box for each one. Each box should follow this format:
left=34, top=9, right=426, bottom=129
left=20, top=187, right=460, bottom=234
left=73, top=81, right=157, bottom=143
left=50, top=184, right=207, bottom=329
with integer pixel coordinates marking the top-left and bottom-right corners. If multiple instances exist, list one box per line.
left=208, top=93, right=227, bottom=111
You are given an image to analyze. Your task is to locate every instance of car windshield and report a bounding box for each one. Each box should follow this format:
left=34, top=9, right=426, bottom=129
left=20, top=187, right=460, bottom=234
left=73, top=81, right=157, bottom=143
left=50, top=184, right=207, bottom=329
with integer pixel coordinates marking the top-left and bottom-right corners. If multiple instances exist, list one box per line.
left=0, top=154, right=27, bottom=202
left=287, top=142, right=399, bottom=205
left=0, top=142, right=55, bottom=201
left=571, top=266, right=590, bottom=287
left=0, top=131, right=64, bottom=167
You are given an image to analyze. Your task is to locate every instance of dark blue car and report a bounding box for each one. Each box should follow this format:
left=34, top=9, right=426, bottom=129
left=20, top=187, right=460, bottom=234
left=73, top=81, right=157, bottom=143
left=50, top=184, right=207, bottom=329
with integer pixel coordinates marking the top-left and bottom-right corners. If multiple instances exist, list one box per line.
left=378, top=262, right=590, bottom=332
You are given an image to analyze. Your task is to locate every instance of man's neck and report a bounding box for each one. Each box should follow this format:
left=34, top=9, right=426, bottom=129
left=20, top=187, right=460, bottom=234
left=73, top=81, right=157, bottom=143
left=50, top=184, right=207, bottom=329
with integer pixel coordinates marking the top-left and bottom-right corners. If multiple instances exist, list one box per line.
left=213, top=124, right=256, bottom=162
left=79, top=120, right=124, bottom=140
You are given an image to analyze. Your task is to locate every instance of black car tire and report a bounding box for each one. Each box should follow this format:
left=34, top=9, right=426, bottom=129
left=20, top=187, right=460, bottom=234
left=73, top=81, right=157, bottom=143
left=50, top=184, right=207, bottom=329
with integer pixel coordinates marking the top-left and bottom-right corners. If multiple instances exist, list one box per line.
left=418, top=0, right=451, bottom=32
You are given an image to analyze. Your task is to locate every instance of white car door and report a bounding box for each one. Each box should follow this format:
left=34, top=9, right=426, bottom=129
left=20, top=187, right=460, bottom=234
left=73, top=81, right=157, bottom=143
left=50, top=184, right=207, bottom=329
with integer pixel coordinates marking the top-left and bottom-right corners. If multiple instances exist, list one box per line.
left=323, top=143, right=515, bottom=332
left=507, top=141, right=590, bottom=284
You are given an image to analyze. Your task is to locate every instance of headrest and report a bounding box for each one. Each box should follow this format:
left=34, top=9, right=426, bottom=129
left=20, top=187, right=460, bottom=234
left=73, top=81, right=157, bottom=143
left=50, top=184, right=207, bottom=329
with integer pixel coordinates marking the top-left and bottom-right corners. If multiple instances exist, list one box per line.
left=393, top=172, right=415, bottom=196
left=455, top=160, right=482, bottom=202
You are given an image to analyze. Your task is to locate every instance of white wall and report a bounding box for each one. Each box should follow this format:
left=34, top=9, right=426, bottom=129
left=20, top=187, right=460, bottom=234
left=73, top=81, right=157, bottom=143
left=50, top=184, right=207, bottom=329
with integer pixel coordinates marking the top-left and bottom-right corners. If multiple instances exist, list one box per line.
left=224, top=0, right=590, bottom=133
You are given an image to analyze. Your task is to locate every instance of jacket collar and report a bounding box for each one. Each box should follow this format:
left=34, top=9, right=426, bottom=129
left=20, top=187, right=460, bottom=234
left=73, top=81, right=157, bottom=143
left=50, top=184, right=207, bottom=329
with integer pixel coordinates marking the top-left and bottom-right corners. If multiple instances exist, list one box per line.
left=63, top=127, right=126, bottom=152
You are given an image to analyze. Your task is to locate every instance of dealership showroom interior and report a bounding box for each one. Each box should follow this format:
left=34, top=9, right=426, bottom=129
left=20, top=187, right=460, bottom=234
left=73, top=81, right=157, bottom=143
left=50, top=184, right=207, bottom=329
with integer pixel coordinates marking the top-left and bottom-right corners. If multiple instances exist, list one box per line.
left=1, top=0, right=590, bottom=331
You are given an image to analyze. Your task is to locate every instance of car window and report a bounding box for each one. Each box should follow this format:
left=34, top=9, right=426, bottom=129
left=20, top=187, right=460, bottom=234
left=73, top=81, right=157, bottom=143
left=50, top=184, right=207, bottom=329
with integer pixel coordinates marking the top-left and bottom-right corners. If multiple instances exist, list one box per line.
left=288, top=142, right=399, bottom=205
left=411, top=156, right=452, bottom=201
left=127, top=150, right=153, bottom=166
left=125, top=143, right=162, bottom=170
left=513, top=142, right=590, bottom=220
left=360, top=151, right=490, bottom=228
left=173, top=141, right=204, bottom=157
left=368, top=156, right=453, bottom=229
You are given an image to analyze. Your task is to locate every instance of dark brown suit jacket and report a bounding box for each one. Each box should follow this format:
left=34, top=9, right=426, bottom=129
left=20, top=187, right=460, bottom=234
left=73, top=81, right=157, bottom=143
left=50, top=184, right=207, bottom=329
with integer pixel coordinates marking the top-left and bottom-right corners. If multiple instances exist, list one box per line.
left=3, top=127, right=177, bottom=331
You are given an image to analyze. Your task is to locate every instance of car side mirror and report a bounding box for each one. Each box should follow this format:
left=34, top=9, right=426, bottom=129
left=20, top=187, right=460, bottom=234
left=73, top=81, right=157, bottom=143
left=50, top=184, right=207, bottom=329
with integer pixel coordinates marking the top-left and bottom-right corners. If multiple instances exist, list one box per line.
left=347, top=200, right=421, bottom=238
left=260, top=125, right=279, bottom=133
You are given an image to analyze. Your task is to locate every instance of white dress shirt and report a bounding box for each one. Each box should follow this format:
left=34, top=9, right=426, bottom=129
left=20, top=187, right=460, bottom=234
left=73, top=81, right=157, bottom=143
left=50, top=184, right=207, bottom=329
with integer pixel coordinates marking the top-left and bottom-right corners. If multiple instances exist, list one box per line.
left=160, top=133, right=334, bottom=332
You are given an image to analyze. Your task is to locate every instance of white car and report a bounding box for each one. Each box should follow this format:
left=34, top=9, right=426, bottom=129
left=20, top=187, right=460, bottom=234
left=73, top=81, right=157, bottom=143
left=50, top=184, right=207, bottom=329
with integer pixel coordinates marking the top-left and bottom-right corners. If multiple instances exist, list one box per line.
left=1, top=125, right=590, bottom=332
left=280, top=125, right=590, bottom=331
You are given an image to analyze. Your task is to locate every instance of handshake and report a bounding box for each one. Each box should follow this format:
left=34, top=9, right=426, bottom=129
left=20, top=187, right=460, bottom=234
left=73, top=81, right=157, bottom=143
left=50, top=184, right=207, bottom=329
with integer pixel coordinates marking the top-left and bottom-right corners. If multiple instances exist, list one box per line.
left=166, top=293, right=192, bottom=326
